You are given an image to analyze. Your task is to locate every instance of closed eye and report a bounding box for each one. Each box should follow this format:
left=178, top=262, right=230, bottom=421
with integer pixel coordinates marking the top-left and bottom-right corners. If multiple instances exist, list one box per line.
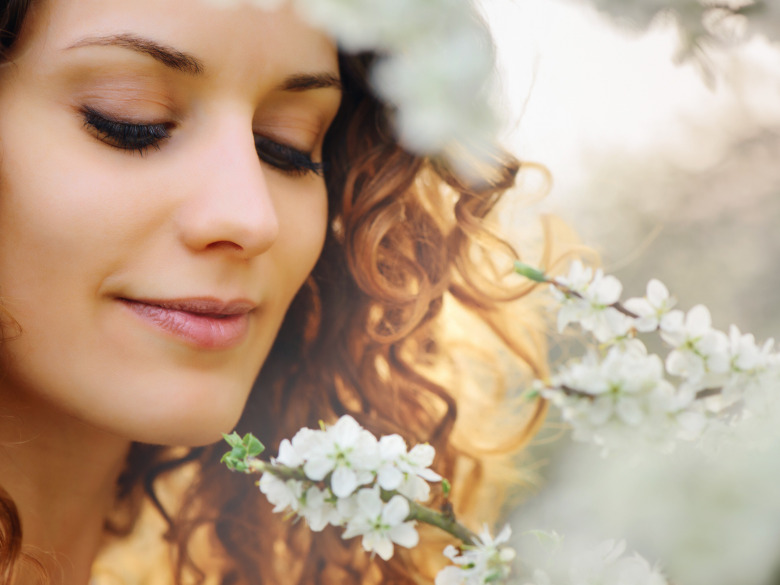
left=81, top=106, right=326, bottom=178
left=82, top=106, right=171, bottom=155
left=253, top=135, right=324, bottom=178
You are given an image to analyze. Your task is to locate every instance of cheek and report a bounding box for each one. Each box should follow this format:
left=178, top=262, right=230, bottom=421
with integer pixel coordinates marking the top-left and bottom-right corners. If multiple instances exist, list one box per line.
left=272, top=178, right=329, bottom=295
left=0, top=100, right=160, bottom=284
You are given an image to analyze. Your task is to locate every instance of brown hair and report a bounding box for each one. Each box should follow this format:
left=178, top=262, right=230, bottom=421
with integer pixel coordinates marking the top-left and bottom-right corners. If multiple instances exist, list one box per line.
left=0, top=2, right=552, bottom=583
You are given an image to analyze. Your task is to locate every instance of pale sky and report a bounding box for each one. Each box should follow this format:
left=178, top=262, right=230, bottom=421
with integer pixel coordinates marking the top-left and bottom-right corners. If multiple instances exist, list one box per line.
left=482, top=0, right=780, bottom=198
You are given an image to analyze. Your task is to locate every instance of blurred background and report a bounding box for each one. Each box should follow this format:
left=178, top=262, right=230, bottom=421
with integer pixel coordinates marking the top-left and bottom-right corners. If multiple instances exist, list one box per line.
left=478, top=1, right=780, bottom=584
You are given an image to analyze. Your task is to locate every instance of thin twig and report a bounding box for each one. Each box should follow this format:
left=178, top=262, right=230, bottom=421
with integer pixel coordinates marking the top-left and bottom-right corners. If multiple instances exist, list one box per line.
left=550, top=280, right=640, bottom=320
left=695, top=387, right=723, bottom=400
left=558, top=385, right=596, bottom=401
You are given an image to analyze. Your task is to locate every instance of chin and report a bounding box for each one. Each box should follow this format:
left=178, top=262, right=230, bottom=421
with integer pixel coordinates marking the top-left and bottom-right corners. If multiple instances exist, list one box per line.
left=125, top=407, right=246, bottom=447
left=91, top=380, right=252, bottom=448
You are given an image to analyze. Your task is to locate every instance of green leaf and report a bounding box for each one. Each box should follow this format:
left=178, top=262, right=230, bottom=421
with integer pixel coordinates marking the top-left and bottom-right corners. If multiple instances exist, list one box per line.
left=220, top=432, right=265, bottom=473
left=442, top=478, right=451, bottom=497
left=244, top=433, right=265, bottom=457
left=222, top=431, right=243, bottom=449
left=513, top=261, right=547, bottom=283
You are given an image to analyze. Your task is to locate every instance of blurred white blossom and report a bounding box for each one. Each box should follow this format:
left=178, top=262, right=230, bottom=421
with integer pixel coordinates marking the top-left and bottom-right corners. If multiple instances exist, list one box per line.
left=624, top=279, right=677, bottom=333
left=662, top=304, right=730, bottom=382
left=514, top=533, right=669, bottom=585
left=568, top=540, right=668, bottom=585
left=199, top=0, right=501, bottom=172
left=545, top=340, right=705, bottom=454
left=436, top=525, right=516, bottom=585
left=553, top=261, right=633, bottom=342
left=531, top=262, right=780, bottom=455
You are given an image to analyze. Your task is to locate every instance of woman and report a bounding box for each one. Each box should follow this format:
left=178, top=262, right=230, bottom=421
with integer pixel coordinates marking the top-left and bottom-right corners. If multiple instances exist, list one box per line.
left=0, top=0, right=550, bottom=583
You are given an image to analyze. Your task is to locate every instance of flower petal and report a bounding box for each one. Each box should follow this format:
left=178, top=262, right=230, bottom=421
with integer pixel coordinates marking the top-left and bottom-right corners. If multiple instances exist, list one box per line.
left=331, top=466, right=359, bottom=498
left=303, top=457, right=333, bottom=481
left=377, top=465, right=404, bottom=490
left=647, top=279, right=670, bottom=305
left=388, top=522, right=419, bottom=549
left=382, top=495, right=410, bottom=525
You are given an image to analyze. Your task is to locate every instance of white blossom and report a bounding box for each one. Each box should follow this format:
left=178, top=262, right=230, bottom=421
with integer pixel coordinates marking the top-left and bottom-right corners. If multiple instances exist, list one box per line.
left=369, top=16, right=498, bottom=157
left=340, top=486, right=419, bottom=560
left=537, top=261, right=780, bottom=454
left=291, top=0, right=500, bottom=166
left=274, top=433, right=308, bottom=468
left=553, top=261, right=634, bottom=342
left=293, top=0, right=464, bottom=52
left=727, top=325, right=773, bottom=373
left=375, top=435, right=442, bottom=501
left=297, top=485, right=342, bottom=531
left=258, top=473, right=303, bottom=514
left=298, top=415, right=378, bottom=498
left=258, top=416, right=449, bottom=540
left=719, top=326, right=780, bottom=414
left=624, top=279, right=677, bottom=333
left=544, top=338, right=713, bottom=453
left=662, top=305, right=730, bottom=382
left=435, top=525, right=515, bottom=585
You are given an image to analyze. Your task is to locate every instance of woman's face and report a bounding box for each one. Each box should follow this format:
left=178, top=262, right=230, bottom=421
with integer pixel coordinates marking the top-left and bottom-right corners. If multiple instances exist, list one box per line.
left=0, top=0, right=340, bottom=445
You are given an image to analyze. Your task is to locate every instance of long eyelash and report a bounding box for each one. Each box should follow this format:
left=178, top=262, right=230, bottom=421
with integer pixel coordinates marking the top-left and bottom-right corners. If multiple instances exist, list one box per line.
left=254, top=135, right=326, bottom=178
left=82, top=106, right=170, bottom=155
left=82, top=106, right=325, bottom=178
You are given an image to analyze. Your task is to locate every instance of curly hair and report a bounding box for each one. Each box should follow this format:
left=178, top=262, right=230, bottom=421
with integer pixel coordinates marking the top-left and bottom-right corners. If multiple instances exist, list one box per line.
left=0, top=2, right=554, bottom=583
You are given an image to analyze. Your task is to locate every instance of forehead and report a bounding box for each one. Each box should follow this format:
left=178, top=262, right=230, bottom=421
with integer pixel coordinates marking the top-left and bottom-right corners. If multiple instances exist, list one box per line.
left=21, top=0, right=339, bottom=82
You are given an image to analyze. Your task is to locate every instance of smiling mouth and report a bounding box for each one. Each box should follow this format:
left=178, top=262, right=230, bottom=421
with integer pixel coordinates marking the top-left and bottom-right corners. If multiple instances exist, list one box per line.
left=118, top=297, right=254, bottom=350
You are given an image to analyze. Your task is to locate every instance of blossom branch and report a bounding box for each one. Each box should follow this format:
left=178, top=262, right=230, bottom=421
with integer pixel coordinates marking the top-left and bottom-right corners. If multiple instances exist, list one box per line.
left=217, top=258, right=776, bottom=584
left=221, top=418, right=516, bottom=583
left=514, top=261, right=639, bottom=319
left=515, top=260, right=780, bottom=455
left=224, top=430, right=479, bottom=546
left=404, top=499, right=477, bottom=546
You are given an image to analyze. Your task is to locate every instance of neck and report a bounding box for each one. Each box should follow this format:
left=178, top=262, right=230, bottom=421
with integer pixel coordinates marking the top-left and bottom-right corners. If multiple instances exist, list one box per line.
left=0, top=389, right=132, bottom=585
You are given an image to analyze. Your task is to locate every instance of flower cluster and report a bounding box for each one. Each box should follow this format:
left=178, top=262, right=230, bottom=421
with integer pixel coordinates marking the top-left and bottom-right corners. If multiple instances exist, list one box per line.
left=257, top=415, right=434, bottom=559
left=223, top=421, right=666, bottom=585
left=224, top=416, right=516, bottom=583
left=202, top=0, right=500, bottom=174
left=517, top=260, right=780, bottom=454
left=436, top=525, right=516, bottom=585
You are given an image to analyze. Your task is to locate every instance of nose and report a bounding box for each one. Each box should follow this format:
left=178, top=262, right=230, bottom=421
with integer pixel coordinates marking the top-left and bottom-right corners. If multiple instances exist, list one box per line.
left=175, top=120, right=279, bottom=259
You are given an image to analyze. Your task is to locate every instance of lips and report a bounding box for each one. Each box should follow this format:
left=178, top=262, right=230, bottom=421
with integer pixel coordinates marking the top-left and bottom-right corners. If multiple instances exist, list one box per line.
left=119, top=297, right=255, bottom=350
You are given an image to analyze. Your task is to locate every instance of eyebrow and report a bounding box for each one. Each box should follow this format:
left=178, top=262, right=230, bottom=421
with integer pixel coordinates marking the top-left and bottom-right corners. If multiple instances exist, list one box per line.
left=67, top=33, right=204, bottom=76
left=279, top=73, right=342, bottom=92
left=66, top=33, right=342, bottom=92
